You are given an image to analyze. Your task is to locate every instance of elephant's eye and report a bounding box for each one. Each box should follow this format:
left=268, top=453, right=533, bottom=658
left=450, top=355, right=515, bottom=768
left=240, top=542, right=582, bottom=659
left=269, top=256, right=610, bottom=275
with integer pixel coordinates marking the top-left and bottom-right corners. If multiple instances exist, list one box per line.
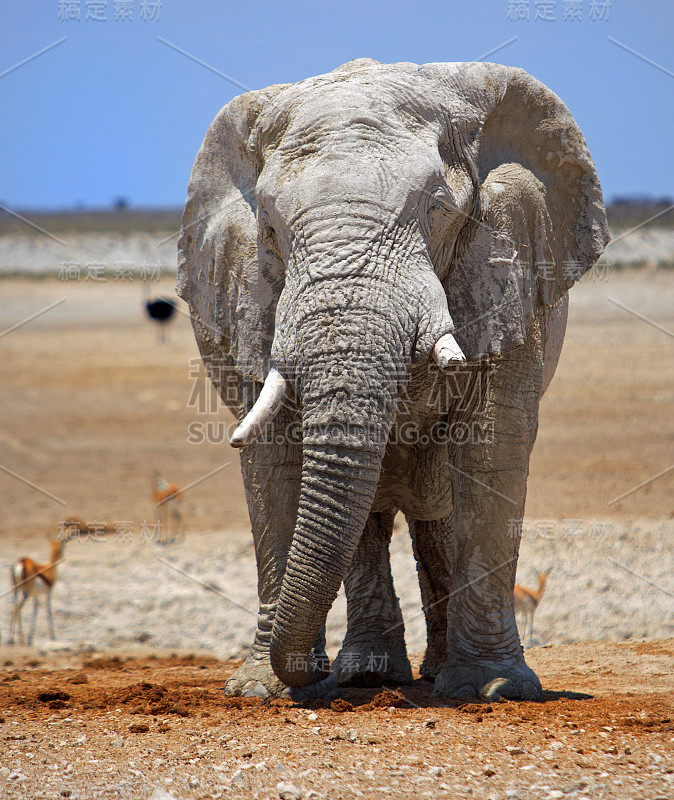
left=427, top=186, right=451, bottom=213
left=422, top=185, right=453, bottom=241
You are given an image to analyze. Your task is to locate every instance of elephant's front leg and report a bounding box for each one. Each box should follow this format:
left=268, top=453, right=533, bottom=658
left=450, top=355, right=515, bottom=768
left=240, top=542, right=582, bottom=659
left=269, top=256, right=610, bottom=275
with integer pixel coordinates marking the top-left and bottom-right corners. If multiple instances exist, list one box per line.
left=224, top=408, right=328, bottom=698
left=435, top=326, right=544, bottom=701
left=332, top=509, right=413, bottom=686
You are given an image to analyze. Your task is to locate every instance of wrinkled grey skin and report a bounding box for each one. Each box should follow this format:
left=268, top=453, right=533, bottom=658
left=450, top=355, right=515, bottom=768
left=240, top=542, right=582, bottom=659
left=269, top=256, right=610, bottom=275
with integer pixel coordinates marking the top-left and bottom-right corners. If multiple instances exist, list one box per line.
left=177, top=59, right=608, bottom=700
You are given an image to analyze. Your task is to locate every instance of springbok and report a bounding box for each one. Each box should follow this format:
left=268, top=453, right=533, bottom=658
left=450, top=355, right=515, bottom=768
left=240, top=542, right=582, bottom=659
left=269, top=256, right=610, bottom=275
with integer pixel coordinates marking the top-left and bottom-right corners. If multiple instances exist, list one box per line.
left=153, top=469, right=183, bottom=543
left=514, top=570, right=550, bottom=647
left=7, top=518, right=101, bottom=645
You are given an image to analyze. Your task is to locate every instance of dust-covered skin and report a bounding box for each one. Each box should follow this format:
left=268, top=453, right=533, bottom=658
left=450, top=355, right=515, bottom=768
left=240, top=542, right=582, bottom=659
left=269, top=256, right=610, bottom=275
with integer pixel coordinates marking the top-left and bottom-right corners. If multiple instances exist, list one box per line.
left=177, top=59, right=609, bottom=699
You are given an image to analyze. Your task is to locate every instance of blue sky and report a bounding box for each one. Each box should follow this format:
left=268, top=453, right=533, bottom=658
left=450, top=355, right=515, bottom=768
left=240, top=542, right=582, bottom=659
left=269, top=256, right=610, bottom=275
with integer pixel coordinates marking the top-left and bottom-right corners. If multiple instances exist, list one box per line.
left=1, top=0, right=672, bottom=209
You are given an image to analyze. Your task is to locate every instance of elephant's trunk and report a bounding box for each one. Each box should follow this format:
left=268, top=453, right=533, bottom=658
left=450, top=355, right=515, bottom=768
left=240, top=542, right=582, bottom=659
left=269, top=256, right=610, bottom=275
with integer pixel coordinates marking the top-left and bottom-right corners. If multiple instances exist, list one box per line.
left=270, top=442, right=385, bottom=687
left=267, top=278, right=409, bottom=686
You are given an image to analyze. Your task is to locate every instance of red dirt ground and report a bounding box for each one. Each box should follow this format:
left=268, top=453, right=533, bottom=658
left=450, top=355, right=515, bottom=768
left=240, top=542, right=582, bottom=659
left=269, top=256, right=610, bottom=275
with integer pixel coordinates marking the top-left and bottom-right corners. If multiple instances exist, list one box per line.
left=1, top=642, right=672, bottom=799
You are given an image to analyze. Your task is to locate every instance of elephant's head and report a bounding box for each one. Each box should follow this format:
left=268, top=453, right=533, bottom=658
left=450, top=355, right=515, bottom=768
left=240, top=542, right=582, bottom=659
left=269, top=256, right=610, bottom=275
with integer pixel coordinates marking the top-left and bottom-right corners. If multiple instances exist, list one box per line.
left=177, top=59, right=608, bottom=687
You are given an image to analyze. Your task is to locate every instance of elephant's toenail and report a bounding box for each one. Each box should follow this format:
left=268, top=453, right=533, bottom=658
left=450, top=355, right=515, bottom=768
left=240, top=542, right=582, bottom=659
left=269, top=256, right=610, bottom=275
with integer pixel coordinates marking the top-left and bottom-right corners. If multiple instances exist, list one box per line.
left=453, top=684, right=477, bottom=699
left=521, top=680, right=542, bottom=700
left=481, top=677, right=510, bottom=701
left=242, top=681, right=270, bottom=699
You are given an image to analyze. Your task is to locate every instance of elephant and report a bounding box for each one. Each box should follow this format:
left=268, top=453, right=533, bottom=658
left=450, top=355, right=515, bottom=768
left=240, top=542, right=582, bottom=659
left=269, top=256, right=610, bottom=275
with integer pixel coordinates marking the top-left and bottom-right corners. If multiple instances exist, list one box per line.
left=177, top=58, right=608, bottom=701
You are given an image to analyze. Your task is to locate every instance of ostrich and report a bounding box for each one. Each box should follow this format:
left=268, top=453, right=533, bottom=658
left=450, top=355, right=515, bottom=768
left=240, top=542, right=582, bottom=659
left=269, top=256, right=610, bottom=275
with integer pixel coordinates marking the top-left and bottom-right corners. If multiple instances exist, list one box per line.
left=143, top=281, right=176, bottom=343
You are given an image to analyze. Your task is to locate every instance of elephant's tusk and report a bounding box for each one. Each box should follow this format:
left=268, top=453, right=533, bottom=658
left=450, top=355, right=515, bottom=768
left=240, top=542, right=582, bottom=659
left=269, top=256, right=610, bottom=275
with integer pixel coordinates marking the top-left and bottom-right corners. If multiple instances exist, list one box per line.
left=432, top=332, right=467, bottom=370
left=230, top=368, right=288, bottom=448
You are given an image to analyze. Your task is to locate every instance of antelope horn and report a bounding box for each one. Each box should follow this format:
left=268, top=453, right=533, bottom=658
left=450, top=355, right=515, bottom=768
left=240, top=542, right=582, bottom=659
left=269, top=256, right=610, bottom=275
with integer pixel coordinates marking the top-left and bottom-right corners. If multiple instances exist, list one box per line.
left=432, top=332, right=466, bottom=370
left=230, top=368, right=288, bottom=448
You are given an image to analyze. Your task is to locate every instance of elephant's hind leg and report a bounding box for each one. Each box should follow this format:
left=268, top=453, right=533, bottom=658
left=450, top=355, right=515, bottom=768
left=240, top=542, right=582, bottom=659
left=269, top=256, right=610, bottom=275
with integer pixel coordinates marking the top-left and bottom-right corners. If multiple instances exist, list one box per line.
left=333, top=509, right=413, bottom=686
left=407, top=514, right=454, bottom=681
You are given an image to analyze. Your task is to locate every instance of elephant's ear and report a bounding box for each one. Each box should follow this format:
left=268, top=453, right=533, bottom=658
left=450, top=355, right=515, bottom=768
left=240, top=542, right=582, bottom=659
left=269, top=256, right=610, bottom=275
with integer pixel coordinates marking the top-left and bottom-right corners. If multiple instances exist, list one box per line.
left=424, top=63, right=609, bottom=360
left=176, top=84, right=289, bottom=406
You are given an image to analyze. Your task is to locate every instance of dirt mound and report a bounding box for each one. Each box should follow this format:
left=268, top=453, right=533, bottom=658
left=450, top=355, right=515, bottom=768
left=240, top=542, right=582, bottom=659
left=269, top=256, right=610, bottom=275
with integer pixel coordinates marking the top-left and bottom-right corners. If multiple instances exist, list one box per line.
left=102, top=681, right=212, bottom=717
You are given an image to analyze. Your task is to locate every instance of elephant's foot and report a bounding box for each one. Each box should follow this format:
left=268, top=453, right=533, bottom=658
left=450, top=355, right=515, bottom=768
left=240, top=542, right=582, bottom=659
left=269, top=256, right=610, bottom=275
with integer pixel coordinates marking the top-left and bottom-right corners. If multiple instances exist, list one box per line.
left=434, top=659, right=542, bottom=701
left=224, top=651, right=340, bottom=702
left=332, top=640, right=413, bottom=687
left=223, top=653, right=290, bottom=699
left=289, top=673, right=341, bottom=702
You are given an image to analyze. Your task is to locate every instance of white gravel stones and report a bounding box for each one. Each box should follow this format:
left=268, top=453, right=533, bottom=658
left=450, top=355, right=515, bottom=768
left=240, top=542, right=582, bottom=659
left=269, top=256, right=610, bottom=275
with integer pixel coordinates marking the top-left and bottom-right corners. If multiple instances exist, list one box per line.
left=277, top=781, right=303, bottom=799
left=150, top=789, right=178, bottom=800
